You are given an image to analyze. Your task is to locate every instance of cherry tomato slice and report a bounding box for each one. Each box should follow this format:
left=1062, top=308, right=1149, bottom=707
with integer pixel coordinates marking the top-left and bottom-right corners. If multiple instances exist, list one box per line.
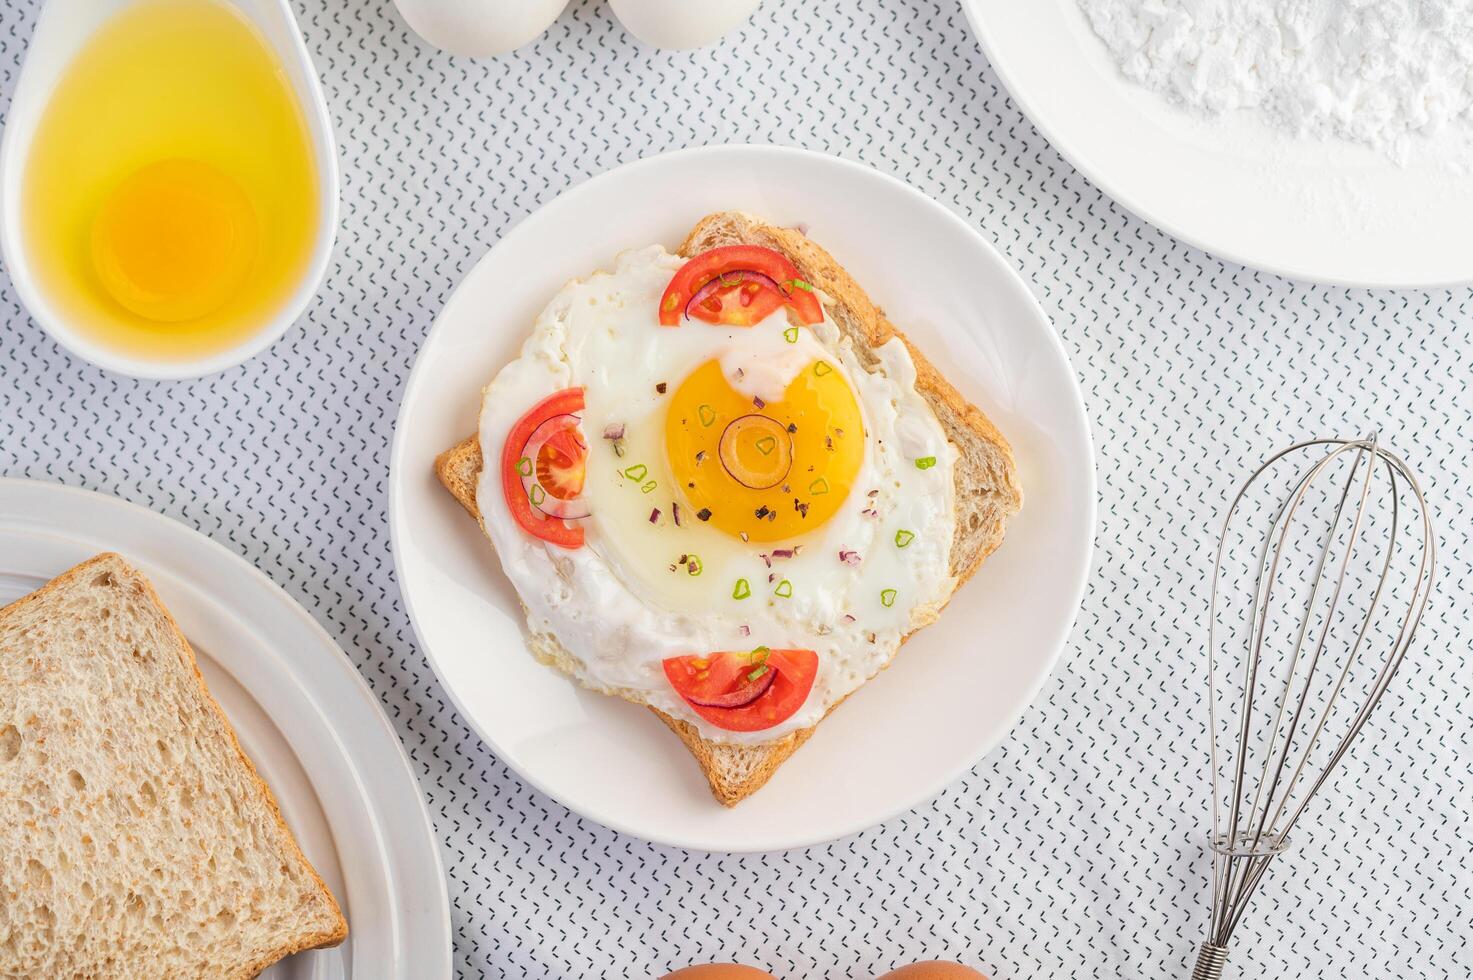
left=501, top=388, right=586, bottom=549
left=658, top=245, right=824, bottom=328
left=536, top=423, right=586, bottom=500
left=662, top=649, right=819, bottom=732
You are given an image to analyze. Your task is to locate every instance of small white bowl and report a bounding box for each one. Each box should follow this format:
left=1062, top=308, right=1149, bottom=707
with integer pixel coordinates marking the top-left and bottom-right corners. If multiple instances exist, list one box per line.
left=0, top=0, right=339, bottom=380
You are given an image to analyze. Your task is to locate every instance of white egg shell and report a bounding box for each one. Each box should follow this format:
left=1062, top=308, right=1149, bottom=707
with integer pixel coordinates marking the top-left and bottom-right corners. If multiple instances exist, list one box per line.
left=608, top=0, right=762, bottom=50
left=393, top=0, right=571, bottom=57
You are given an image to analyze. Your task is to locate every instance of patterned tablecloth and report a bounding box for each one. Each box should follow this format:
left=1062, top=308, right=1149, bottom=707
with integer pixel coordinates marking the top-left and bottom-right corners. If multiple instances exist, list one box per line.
left=2, top=1, right=1469, bottom=977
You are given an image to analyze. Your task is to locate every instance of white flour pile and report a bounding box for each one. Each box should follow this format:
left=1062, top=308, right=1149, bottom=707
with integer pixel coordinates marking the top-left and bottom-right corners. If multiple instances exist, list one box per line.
left=1077, top=0, right=1473, bottom=161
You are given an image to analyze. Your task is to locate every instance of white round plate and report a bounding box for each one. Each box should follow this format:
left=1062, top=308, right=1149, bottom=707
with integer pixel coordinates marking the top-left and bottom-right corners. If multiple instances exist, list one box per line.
left=961, top=0, right=1473, bottom=287
left=390, top=144, right=1095, bottom=852
left=0, top=479, right=450, bottom=978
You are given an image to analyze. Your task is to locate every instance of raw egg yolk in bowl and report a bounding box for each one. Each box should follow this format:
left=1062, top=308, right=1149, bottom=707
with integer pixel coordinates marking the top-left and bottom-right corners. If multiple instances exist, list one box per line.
left=665, top=357, right=863, bottom=543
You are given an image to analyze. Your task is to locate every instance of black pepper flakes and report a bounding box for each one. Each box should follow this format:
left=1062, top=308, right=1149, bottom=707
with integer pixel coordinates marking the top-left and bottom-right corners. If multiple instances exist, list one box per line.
left=786, top=422, right=797, bottom=433
left=696, top=507, right=713, bottom=522
left=656, top=382, right=667, bottom=394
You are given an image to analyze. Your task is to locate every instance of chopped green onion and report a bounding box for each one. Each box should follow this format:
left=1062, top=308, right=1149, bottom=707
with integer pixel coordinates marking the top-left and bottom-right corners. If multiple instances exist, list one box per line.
left=698, top=405, right=716, bottom=427
left=783, top=326, right=799, bottom=343
left=881, top=588, right=897, bottom=607
left=809, top=478, right=830, bottom=495
left=732, top=578, right=751, bottom=600
left=774, top=579, right=793, bottom=598
left=516, top=456, right=532, bottom=477
left=915, top=456, right=937, bottom=470
left=529, top=484, right=544, bottom=506
left=747, top=665, right=770, bottom=682
left=789, top=279, right=814, bottom=292
left=894, top=529, right=916, bottom=548
left=687, top=555, right=703, bottom=575
left=755, top=436, right=777, bottom=456
left=624, top=463, right=648, bottom=481
left=813, top=362, right=832, bottom=377
left=641, top=480, right=657, bottom=494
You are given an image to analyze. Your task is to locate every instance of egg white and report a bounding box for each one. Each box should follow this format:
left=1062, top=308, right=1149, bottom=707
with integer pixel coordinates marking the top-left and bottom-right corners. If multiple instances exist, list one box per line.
left=477, top=245, right=958, bottom=743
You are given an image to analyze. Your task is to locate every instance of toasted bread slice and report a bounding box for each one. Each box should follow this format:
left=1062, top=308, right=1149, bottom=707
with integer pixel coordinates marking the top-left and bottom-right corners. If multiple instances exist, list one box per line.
left=0, top=554, right=348, bottom=978
left=435, top=212, right=1022, bottom=806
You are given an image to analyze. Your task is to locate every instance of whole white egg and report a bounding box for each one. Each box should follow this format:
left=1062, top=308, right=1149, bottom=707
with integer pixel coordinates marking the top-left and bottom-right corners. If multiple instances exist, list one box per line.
left=392, top=0, right=571, bottom=57
left=608, top=0, right=763, bottom=50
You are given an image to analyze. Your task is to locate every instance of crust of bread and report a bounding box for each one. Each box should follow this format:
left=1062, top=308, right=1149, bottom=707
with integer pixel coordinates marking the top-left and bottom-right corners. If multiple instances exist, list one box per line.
left=0, top=553, right=347, bottom=975
left=433, top=212, right=1022, bottom=808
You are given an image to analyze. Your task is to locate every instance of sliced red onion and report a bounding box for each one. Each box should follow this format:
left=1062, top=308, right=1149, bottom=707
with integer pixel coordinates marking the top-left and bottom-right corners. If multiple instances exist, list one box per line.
left=602, top=422, right=625, bottom=441
left=685, top=270, right=790, bottom=320
left=770, top=548, right=795, bottom=560
left=838, top=549, right=862, bottom=566
left=738, top=625, right=750, bottom=637
left=671, top=501, right=682, bottom=527
left=520, top=413, right=590, bottom=520
left=683, top=666, right=775, bottom=708
left=648, top=508, right=660, bottom=524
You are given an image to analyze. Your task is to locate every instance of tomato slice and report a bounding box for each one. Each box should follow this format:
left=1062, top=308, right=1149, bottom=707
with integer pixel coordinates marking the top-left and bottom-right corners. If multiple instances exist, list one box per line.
left=535, top=423, right=586, bottom=500
left=501, top=388, right=587, bottom=549
left=662, top=648, right=819, bottom=732
left=658, top=245, right=824, bottom=328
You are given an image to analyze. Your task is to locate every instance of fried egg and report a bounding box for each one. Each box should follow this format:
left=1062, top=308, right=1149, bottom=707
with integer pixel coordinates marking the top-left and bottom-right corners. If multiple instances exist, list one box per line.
left=477, top=245, right=958, bottom=742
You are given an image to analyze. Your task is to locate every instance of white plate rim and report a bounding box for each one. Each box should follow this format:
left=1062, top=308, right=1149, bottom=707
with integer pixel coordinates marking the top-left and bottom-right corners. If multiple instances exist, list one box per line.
left=389, top=142, right=1097, bottom=852
left=0, top=477, right=452, bottom=976
left=959, top=0, right=1473, bottom=289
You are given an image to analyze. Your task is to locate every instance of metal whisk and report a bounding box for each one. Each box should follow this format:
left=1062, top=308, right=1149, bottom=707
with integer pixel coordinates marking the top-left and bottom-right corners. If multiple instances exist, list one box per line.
left=1192, top=435, right=1436, bottom=980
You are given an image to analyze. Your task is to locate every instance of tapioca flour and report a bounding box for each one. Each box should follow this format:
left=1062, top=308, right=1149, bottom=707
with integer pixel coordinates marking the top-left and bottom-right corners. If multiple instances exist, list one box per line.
left=1077, top=0, right=1473, bottom=162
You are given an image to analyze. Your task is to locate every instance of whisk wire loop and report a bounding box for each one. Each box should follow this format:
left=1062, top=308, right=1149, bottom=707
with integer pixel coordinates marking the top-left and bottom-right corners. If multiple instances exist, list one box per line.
left=1196, top=436, right=1435, bottom=972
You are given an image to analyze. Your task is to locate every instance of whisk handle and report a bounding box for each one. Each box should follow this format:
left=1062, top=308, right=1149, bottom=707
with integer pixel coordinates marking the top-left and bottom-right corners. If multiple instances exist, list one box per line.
left=1191, top=943, right=1228, bottom=980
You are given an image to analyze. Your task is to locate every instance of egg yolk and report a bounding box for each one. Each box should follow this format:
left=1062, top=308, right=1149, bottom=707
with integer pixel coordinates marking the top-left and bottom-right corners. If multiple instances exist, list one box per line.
left=665, top=357, right=864, bottom=543
left=90, top=158, right=259, bottom=323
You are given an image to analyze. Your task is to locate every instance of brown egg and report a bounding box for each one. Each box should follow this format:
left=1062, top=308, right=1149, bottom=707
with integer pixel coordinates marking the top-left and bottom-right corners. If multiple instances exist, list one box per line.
left=659, top=966, right=778, bottom=980
left=876, top=962, right=989, bottom=980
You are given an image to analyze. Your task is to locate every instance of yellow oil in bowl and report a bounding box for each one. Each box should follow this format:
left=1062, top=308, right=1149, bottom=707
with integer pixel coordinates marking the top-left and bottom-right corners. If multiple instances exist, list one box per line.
left=22, top=0, right=319, bottom=364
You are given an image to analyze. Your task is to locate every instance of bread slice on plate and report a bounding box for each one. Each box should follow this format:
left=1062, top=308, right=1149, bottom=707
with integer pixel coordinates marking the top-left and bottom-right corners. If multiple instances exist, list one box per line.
left=0, top=553, right=347, bottom=978
left=435, top=211, right=1022, bottom=806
